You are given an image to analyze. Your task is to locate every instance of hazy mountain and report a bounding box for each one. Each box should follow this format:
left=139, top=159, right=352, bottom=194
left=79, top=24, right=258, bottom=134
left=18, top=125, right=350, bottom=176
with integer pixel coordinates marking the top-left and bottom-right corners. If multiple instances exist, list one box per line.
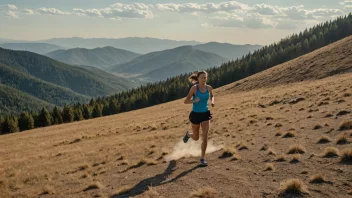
left=194, top=42, right=262, bottom=60
left=45, top=46, right=140, bottom=69
left=109, top=46, right=228, bottom=81
left=0, top=43, right=64, bottom=54
left=41, top=37, right=201, bottom=54
left=0, top=48, right=139, bottom=105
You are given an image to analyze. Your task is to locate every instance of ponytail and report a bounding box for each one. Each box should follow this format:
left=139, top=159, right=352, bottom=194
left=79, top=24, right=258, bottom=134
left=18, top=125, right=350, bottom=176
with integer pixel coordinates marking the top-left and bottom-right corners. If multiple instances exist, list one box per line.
left=188, top=71, right=207, bottom=85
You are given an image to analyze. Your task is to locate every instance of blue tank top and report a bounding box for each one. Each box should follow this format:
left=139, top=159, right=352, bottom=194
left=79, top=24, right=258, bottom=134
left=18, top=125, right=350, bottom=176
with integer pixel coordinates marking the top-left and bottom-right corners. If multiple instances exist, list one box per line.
left=192, top=85, right=210, bottom=112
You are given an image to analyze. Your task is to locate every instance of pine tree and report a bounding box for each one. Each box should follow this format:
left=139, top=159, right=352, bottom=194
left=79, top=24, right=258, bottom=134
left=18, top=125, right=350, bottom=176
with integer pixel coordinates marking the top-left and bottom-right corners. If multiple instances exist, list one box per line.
left=92, top=104, right=102, bottom=118
left=18, top=112, right=34, bottom=131
left=83, top=105, right=91, bottom=120
left=37, top=107, right=52, bottom=127
left=2, top=116, right=19, bottom=133
left=0, top=115, right=5, bottom=134
left=62, top=105, right=74, bottom=123
left=74, top=108, right=84, bottom=121
left=52, top=106, right=63, bottom=125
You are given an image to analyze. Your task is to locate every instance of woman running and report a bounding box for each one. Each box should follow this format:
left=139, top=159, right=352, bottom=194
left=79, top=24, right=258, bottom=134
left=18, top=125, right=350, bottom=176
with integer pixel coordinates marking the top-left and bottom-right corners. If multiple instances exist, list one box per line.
left=183, top=71, right=215, bottom=166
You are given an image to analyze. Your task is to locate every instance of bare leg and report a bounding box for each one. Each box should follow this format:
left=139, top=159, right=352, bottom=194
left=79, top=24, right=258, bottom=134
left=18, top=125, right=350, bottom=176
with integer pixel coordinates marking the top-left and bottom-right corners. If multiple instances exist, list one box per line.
left=188, top=124, right=200, bottom=141
left=200, top=120, right=210, bottom=159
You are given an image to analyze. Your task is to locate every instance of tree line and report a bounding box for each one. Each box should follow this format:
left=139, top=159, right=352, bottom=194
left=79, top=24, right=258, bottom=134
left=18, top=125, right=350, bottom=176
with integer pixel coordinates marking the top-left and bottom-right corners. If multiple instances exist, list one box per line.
left=1, top=14, right=352, bottom=135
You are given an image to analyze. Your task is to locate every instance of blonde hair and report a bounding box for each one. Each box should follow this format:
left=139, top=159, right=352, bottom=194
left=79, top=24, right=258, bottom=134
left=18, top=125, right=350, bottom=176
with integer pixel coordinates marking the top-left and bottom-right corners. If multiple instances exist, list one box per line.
left=188, top=71, right=208, bottom=85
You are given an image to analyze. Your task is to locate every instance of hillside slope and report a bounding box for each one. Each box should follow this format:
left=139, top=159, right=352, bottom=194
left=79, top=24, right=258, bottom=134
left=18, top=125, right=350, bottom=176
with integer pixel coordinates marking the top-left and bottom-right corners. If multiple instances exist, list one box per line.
left=0, top=35, right=351, bottom=197
left=45, top=47, right=140, bottom=69
left=220, top=35, right=352, bottom=94
left=0, top=48, right=137, bottom=97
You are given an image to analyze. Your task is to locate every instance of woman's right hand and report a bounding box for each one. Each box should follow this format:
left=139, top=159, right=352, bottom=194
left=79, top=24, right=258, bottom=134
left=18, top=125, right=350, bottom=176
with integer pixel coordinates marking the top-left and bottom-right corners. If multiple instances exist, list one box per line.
left=193, top=97, right=200, bottom=103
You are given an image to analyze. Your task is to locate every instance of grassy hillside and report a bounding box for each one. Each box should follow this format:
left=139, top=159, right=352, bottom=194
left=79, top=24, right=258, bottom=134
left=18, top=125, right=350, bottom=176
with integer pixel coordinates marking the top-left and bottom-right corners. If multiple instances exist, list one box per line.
left=45, top=47, right=140, bottom=69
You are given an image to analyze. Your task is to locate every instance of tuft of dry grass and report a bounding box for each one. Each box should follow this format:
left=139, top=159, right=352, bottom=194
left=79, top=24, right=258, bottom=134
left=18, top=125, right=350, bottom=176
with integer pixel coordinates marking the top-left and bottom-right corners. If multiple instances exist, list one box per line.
left=287, top=145, right=306, bottom=154
left=111, top=185, right=133, bottom=196
left=142, top=186, right=160, bottom=197
left=143, top=158, right=158, bottom=166
left=267, top=149, right=276, bottom=156
left=83, top=182, right=103, bottom=191
left=190, top=186, right=218, bottom=198
left=230, top=154, right=241, bottom=161
left=238, top=142, right=249, bottom=150
left=265, top=163, right=274, bottom=171
left=220, top=146, right=236, bottom=158
left=282, top=131, right=296, bottom=138
left=321, top=147, right=339, bottom=158
left=309, top=174, right=329, bottom=184
left=260, top=144, right=268, bottom=151
left=340, top=148, right=352, bottom=163
left=275, top=155, right=286, bottom=162
left=313, top=124, right=323, bottom=130
left=339, top=120, right=352, bottom=131
left=336, top=133, right=349, bottom=145
left=348, top=189, right=352, bottom=195
left=278, top=179, right=308, bottom=197
left=317, top=136, right=331, bottom=144
left=40, top=185, right=55, bottom=195
left=78, top=163, right=90, bottom=171
left=275, top=130, right=283, bottom=136
left=290, top=154, right=301, bottom=163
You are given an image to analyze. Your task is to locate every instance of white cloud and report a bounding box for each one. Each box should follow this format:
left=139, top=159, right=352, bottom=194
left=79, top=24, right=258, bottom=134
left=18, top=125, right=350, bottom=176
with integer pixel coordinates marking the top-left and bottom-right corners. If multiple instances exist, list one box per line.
left=8, top=4, right=17, bottom=10
left=340, top=0, right=352, bottom=8
left=201, top=23, right=213, bottom=27
left=73, top=3, right=153, bottom=19
left=6, top=10, right=18, bottom=18
left=36, top=7, right=71, bottom=15
left=156, top=1, right=250, bottom=13
left=22, top=9, right=34, bottom=15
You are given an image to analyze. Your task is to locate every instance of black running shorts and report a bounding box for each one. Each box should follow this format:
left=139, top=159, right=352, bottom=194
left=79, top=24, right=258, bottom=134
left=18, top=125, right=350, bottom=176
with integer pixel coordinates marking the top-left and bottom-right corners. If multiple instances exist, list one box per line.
left=189, top=111, right=212, bottom=125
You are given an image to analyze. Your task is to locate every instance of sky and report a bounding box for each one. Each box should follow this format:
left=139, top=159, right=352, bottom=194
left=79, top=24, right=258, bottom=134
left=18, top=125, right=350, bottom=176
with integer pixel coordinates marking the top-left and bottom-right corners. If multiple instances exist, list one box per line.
left=0, top=0, right=351, bottom=45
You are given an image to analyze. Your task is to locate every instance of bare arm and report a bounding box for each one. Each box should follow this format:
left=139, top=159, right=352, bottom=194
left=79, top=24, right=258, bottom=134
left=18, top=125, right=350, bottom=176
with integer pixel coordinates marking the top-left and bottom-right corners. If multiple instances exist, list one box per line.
left=208, top=85, right=215, bottom=107
left=184, top=86, right=199, bottom=104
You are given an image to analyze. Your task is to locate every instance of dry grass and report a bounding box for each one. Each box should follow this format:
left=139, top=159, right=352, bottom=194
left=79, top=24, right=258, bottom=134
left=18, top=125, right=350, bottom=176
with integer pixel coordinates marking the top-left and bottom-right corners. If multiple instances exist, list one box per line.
left=190, top=187, right=218, bottom=198
left=83, top=182, right=103, bottom=191
left=111, top=185, right=133, bottom=196
left=348, top=189, right=352, bottom=195
left=287, top=145, right=306, bottom=154
left=321, top=147, right=339, bottom=158
left=278, top=179, right=308, bottom=197
left=260, top=144, right=268, bottom=151
left=267, top=149, right=276, bottom=156
left=237, top=142, right=249, bottom=150
left=275, top=155, right=286, bottom=162
left=317, top=136, right=331, bottom=144
left=282, top=131, right=297, bottom=138
left=336, top=133, right=349, bottom=145
left=265, top=163, right=274, bottom=171
left=313, top=124, right=323, bottom=130
left=275, top=130, right=283, bottom=136
left=142, top=186, right=161, bottom=198
left=340, top=148, right=352, bottom=163
left=309, top=174, right=329, bottom=184
left=290, top=154, right=301, bottom=163
left=230, top=154, right=241, bottom=161
left=220, top=146, right=236, bottom=158
left=78, top=163, right=90, bottom=171
left=143, top=158, right=158, bottom=166
left=40, top=185, right=56, bottom=195
left=339, top=120, right=352, bottom=131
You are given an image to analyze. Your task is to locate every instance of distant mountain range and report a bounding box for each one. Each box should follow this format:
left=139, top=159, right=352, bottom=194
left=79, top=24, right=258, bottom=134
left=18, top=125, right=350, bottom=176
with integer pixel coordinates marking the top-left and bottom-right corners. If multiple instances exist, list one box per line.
left=109, top=45, right=229, bottom=81
left=41, top=37, right=202, bottom=54
left=45, top=47, right=140, bottom=69
left=0, top=47, right=139, bottom=114
left=194, top=42, right=261, bottom=60
left=0, top=43, right=64, bottom=54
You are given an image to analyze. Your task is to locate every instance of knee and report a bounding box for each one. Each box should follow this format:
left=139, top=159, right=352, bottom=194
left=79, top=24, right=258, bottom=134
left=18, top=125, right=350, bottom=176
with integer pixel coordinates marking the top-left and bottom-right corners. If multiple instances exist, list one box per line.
left=193, top=135, right=200, bottom=141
